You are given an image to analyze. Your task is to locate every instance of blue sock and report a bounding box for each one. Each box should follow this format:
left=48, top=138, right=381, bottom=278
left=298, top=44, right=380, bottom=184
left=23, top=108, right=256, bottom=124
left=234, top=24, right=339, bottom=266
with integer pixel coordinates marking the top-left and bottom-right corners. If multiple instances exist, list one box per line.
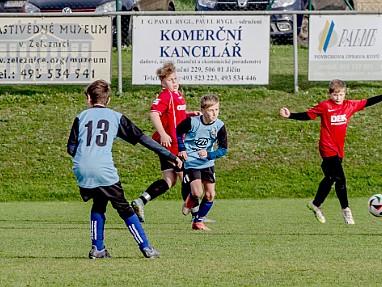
left=124, top=214, right=150, bottom=249
left=90, top=212, right=105, bottom=251
left=196, top=200, right=214, bottom=221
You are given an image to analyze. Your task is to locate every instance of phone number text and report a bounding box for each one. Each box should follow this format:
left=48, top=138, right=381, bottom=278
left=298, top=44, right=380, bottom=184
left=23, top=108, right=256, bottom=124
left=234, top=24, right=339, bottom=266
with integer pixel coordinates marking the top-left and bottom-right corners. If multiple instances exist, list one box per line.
left=0, top=68, right=96, bottom=81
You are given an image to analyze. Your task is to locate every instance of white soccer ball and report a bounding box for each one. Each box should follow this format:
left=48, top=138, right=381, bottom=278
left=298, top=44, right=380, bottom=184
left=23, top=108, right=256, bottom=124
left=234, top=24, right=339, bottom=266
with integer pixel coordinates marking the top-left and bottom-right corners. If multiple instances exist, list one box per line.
left=368, top=194, right=382, bottom=217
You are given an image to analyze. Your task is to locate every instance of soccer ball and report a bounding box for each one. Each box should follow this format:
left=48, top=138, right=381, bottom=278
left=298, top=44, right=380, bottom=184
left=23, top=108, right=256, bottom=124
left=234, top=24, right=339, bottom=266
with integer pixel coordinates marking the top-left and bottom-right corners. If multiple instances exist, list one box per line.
left=368, top=194, right=382, bottom=217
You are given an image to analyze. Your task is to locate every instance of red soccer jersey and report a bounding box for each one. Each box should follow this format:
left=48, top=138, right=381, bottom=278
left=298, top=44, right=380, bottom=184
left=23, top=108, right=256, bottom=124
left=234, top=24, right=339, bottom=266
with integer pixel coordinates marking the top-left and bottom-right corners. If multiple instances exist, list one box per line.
left=307, top=99, right=367, bottom=158
left=151, top=89, right=187, bottom=155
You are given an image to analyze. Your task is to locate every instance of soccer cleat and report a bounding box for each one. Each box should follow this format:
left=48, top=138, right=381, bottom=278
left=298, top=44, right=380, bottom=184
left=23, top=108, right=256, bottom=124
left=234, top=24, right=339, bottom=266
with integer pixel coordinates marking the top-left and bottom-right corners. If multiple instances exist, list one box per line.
left=342, top=207, right=355, bottom=224
left=182, top=195, right=194, bottom=216
left=140, top=246, right=160, bottom=259
left=88, top=245, right=112, bottom=259
left=132, top=198, right=145, bottom=222
left=192, top=221, right=210, bottom=231
left=307, top=200, right=326, bottom=223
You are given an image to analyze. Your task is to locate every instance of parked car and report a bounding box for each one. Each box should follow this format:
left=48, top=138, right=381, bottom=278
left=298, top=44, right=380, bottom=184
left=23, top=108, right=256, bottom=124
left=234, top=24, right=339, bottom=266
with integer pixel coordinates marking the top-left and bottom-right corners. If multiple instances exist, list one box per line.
left=195, top=0, right=306, bottom=43
left=0, top=0, right=26, bottom=12
left=195, top=0, right=355, bottom=45
left=195, top=0, right=270, bottom=11
left=22, top=0, right=176, bottom=45
left=269, top=0, right=307, bottom=44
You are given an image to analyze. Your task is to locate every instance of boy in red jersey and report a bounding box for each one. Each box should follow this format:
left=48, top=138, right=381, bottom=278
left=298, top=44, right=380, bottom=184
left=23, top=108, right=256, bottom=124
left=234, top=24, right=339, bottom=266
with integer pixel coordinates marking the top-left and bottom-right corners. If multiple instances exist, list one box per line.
left=280, top=79, right=382, bottom=224
left=131, top=62, right=201, bottom=222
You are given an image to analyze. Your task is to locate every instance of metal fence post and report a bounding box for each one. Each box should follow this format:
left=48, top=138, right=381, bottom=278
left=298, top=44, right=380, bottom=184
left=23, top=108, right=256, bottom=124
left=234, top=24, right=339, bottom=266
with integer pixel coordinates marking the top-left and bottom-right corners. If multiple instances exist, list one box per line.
left=293, top=13, right=299, bottom=93
left=116, top=1, right=123, bottom=94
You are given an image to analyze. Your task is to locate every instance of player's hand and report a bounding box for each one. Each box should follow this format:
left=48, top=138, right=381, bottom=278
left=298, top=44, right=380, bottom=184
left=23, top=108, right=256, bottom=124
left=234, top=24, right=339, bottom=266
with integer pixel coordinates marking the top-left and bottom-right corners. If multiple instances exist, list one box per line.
left=187, top=110, right=202, bottom=117
left=174, top=157, right=183, bottom=169
left=197, top=150, right=207, bottom=158
left=280, top=107, right=290, bottom=118
left=178, top=151, right=188, bottom=161
left=160, top=133, right=172, bottom=147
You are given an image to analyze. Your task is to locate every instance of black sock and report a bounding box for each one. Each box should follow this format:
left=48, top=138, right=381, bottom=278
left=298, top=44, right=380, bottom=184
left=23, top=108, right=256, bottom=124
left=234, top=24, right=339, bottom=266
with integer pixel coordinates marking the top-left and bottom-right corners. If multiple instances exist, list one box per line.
left=181, top=181, right=190, bottom=201
left=141, top=179, right=169, bottom=203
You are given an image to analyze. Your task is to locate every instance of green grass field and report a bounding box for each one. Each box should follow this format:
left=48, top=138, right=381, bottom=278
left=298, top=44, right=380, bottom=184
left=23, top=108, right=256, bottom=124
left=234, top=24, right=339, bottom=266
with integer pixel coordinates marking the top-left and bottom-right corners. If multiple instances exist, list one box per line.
left=1, top=15, right=382, bottom=286
left=1, top=198, right=381, bottom=287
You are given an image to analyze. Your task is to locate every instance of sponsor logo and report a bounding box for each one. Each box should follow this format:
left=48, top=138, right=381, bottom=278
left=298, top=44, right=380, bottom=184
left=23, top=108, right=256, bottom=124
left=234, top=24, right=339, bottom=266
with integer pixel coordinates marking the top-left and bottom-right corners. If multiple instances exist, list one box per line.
left=195, top=138, right=209, bottom=148
left=177, top=104, right=186, bottom=110
left=62, top=7, right=72, bottom=13
left=319, top=20, right=336, bottom=53
left=237, top=0, right=248, bottom=8
left=152, top=99, right=161, bottom=105
left=318, top=19, right=378, bottom=53
left=331, top=114, right=347, bottom=125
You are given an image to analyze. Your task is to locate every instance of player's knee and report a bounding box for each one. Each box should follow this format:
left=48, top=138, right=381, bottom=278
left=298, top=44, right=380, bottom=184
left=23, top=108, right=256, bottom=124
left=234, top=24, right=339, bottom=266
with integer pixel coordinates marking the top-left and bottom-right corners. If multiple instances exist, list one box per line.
left=91, top=203, right=107, bottom=214
left=117, top=206, right=135, bottom=219
left=204, top=193, right=215, bottom=202
left=335, top=178, right=346, bottom=191
left=192, top=189, right=203, bottom=199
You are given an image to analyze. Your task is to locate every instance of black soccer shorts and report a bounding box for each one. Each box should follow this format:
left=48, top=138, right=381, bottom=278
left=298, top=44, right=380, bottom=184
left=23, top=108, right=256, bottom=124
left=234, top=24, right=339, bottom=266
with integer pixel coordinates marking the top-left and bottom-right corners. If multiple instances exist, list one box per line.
left=183, top=166, right=216, bottom=184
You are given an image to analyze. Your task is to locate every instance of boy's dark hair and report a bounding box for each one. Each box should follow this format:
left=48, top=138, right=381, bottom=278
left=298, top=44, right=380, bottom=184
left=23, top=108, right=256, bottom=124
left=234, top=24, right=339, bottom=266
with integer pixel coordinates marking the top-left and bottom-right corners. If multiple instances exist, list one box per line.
left=156, top=62, right=176, bottom=81
left=85, top=79, right=111, bottom=105
left=329, top=79, right=346, bottom=94
left=200, top=94, right=219, bottom=110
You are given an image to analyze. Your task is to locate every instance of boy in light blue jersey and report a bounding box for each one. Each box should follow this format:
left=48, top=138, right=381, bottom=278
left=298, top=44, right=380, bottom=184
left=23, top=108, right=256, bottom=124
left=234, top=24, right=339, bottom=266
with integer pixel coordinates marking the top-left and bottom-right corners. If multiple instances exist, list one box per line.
left=67, top=79, right=182, bottom=259
left=176, top=94, right=228, bottom=230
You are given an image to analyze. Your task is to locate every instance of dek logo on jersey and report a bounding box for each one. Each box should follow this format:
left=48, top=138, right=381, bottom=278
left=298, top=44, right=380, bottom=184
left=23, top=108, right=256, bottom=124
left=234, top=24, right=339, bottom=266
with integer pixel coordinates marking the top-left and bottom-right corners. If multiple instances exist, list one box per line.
left=331, top=114, right=347, bottom=125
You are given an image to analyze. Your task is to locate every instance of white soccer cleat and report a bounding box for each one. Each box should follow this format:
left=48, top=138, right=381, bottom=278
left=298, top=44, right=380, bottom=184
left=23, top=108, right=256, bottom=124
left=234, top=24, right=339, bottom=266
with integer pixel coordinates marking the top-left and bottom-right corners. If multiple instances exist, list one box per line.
left=182, top=195, right=194, bottom=216
left=132, top=198, right=145, bottom=222
left=342, top=207, right=355, bottom=224
left=307, top=200, right=326, bottom=223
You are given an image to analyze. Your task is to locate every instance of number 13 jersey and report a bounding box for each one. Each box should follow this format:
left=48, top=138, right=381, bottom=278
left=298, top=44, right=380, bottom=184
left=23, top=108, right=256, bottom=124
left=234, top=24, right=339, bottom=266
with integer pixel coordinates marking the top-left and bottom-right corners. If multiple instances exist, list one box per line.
left=67, top=106, right=144, bottom=188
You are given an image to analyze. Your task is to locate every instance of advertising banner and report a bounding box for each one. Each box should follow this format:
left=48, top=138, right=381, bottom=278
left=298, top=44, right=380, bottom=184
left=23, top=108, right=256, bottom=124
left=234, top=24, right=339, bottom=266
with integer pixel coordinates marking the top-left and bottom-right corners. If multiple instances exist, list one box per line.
left=0, top=17, right=112, bottom=84
left=309, top=15, right=382, bottom=81
left=132, top=15, right=270, bottom=85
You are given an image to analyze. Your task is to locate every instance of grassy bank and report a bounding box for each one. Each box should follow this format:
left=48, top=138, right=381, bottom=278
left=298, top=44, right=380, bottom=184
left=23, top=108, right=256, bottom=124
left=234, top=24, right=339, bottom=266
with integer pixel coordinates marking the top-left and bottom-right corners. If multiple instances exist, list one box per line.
left=1, top=45, right=382, bottom=201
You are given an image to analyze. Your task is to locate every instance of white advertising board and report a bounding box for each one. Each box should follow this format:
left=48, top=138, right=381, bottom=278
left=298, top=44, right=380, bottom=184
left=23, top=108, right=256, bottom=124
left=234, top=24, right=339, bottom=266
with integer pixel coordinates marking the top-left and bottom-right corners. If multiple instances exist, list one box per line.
left=0, top=17, right=112, bottom=84
left=309, top=15, right=382, bottom=81
left=132, top=15, right=269, bottom=85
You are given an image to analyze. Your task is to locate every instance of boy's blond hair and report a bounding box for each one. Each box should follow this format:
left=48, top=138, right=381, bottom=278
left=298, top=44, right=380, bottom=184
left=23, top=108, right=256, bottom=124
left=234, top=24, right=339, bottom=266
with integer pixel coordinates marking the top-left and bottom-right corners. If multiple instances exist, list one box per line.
left=85, top=79, right=111, bottom=105
left=329, top=79, right=346, bottom=94
left=156, top=62, right=176, bottom=81
left=200, top=94, right=219, bottom=110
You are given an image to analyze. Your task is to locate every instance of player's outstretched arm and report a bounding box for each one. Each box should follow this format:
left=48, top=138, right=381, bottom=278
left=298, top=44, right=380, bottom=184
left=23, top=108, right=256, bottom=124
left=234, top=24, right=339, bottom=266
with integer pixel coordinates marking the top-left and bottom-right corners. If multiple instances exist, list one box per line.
left=365, top=94, right=382, bottom=107
left=280, top=108, right=311, bottom=121
left=138, top=134, right=180, bottom=167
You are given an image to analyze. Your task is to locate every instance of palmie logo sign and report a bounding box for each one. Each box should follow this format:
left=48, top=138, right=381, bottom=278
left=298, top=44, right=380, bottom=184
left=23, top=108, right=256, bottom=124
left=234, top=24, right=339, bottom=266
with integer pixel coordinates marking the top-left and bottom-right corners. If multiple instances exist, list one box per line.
left=309, top=15, right=382, bottom=81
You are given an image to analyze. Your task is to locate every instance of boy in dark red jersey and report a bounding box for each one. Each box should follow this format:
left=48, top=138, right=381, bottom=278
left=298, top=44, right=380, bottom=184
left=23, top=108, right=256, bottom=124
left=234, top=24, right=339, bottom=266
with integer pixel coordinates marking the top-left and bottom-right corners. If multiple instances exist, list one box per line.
left=280, top=79, right=382, bottom=224
left=131, top=62, right=202, bottom=222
